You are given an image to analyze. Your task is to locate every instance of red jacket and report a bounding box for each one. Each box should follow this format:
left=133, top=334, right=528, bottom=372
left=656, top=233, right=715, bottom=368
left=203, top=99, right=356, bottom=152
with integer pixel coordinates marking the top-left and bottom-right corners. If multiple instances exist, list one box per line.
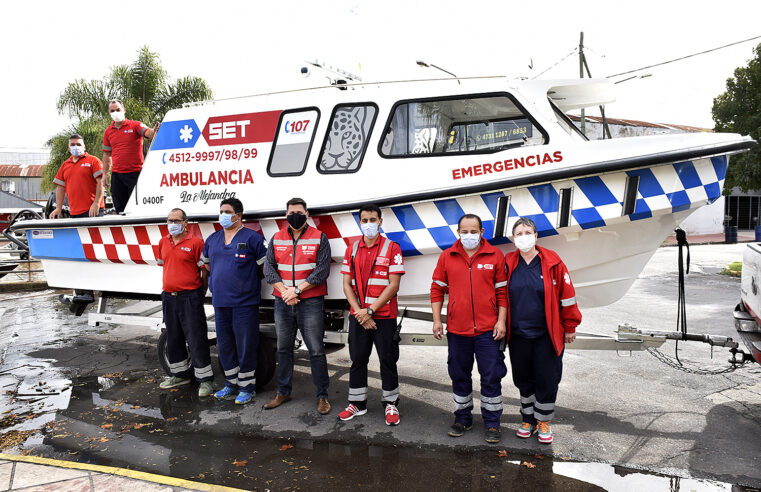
left=430, top=239, right=507, bottom=336
left=505, top=246, right=582, bottom=355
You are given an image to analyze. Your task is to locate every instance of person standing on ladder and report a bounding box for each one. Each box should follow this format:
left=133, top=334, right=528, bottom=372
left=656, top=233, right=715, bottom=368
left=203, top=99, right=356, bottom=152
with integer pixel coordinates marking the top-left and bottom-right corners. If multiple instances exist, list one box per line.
left=338, top=204, right=405, bottom=426
left=157, top=208, right=214, bottom=397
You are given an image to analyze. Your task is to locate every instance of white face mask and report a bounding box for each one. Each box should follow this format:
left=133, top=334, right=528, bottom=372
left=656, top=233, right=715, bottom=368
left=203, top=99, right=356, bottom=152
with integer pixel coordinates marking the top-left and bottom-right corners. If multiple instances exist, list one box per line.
left=360, top=222, right=379, bottom=238
left=111, top=111, right=125, bottom=122
left=69, top=146, right=84, bottom=157
left=167, top=223, right=184, bottom=236
left=460, top=233, right=480, bottom=250
left=513, top=234, right=536, bottom=252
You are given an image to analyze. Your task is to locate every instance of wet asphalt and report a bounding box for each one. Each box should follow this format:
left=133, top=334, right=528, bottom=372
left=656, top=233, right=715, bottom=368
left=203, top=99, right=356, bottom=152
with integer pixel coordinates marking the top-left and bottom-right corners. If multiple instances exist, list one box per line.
left=0, top=244, right=760, bottom=491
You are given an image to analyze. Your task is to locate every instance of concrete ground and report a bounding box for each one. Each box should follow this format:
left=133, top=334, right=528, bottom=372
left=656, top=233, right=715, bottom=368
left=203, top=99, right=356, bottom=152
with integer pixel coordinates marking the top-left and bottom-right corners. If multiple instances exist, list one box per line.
left=0, top=243, right=759, bottom=490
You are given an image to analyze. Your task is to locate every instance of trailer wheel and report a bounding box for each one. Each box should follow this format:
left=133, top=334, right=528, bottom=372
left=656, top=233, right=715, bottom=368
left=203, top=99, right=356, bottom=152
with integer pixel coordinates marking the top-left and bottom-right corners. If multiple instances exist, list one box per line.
left=256, top=335, right=276, bottom=391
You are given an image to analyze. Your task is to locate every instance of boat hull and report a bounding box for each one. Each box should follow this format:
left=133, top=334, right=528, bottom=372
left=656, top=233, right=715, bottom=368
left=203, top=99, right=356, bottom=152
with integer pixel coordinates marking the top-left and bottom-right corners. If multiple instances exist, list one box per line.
left=27, top=155, right=727, bottom=309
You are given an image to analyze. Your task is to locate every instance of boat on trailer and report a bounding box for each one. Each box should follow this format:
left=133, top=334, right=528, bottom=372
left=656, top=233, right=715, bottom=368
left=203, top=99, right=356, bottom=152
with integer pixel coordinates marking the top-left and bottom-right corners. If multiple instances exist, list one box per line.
left=11, top=76, right=756, bottom=310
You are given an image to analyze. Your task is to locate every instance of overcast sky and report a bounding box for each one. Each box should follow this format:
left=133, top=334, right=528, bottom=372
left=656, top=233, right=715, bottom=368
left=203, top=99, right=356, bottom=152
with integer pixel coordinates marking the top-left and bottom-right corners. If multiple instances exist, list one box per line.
left=2, top=0, right=760, bottom=150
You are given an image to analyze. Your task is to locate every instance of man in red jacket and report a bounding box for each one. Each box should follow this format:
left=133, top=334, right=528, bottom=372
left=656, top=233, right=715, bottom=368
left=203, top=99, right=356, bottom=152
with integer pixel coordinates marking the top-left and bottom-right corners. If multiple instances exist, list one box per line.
left=431, top=214, right=508, bottom=443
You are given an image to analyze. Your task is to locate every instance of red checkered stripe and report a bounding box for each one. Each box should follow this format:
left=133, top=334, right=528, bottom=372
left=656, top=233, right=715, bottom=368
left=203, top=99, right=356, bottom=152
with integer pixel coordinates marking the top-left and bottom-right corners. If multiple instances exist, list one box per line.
left=76, top=214, right=361, bottom=264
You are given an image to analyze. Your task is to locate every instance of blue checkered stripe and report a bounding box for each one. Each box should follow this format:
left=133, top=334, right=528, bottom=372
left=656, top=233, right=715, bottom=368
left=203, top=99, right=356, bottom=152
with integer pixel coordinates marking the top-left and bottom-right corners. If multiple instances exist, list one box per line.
left=362, top=156, right=727, bottom=257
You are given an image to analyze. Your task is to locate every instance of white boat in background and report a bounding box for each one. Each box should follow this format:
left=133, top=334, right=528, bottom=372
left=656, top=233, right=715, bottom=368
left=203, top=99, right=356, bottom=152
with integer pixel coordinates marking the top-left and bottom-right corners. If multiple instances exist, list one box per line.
left=11, top=76, right=756, bottom=309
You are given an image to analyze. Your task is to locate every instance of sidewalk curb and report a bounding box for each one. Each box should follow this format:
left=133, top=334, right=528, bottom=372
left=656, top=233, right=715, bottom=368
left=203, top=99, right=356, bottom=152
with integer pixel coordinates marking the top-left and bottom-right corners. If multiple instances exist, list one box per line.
left=0, top=280, right=50, bottom=293
left=0, top=453, right=246, bottom=492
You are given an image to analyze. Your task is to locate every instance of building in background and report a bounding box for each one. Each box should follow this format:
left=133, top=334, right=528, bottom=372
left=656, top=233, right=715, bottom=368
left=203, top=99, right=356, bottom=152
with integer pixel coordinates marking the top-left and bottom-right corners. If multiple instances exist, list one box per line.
left=0, top=148, right=49, bottom=204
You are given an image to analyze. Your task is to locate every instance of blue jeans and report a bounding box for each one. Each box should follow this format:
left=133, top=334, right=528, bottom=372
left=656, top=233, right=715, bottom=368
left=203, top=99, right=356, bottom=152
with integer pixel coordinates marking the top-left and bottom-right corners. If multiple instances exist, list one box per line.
left=274, top=296, right=329, bottom=398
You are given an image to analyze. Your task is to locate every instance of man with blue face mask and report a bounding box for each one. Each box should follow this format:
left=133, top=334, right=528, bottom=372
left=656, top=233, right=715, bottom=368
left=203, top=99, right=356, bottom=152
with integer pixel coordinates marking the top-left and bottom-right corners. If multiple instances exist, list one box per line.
left=338, top=204, right=405, bottom=426
left=157, top=208, right=213, bottom=397
left=201, top=198, right=267, bottom=404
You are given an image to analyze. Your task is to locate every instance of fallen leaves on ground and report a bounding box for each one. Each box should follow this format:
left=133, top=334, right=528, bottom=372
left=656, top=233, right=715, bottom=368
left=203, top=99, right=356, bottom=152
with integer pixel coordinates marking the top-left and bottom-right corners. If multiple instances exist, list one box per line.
left=165, top=417, right=177, bottom=422
left=100, top=423, right=113, bottom=429
left=279, top=444, right=294, bottom=451
left=497, top=450, right=508, bottom=457
left=0, top=430, right=32, bottom=450
left=521, top=461, right=536, bottom=469
left=233, top=459, right=248, bottom=467
left=533, top=454, right=545, bottom=460
left=169, top=389, right=179, bottom=393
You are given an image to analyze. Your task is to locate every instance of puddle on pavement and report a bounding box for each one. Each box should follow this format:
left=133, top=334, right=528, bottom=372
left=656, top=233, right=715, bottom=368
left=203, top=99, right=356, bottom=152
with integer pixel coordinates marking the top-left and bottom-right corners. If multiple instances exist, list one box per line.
left=25, top=375, right=744, bottom=491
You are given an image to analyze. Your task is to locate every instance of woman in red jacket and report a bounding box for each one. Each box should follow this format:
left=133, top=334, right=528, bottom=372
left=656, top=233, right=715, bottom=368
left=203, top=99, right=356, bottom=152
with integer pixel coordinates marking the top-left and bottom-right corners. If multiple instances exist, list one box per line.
left=431, top=214, right=508, bottom=444
left=505, top=217, right=582, bottom=444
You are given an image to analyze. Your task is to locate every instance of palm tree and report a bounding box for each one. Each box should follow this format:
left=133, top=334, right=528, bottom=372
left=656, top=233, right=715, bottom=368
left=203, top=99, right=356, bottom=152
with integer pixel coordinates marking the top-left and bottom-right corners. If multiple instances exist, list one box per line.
left=42, top=46, right=213, bottom=192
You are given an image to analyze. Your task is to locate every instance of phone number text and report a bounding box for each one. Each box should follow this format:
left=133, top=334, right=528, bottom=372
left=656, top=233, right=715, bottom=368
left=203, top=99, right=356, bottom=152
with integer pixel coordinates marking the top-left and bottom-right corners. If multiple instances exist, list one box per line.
left=164, top=148, right=258, bottom=163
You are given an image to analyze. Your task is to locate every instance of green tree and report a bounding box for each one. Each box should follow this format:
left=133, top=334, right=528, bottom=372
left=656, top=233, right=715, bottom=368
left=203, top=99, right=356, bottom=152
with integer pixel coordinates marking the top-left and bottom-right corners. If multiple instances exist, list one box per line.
left=712, top=43, right=761, bottom=193
left=41, top=46, right=213, bottom=193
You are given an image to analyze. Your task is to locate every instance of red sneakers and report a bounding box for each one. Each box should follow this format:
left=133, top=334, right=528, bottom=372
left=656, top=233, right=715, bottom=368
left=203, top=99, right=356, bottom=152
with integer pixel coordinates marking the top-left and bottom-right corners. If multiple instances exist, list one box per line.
left=385, top=404, right=400, bottom=426
left=338, top=404, right=367, bottom=421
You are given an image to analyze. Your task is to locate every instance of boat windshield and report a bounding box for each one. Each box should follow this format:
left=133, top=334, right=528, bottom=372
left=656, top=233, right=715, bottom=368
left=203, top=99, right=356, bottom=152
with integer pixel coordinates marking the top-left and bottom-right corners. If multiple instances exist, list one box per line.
left=549, top=99, right=588, bottom=141
left=380, top=94, right=546, bottom=157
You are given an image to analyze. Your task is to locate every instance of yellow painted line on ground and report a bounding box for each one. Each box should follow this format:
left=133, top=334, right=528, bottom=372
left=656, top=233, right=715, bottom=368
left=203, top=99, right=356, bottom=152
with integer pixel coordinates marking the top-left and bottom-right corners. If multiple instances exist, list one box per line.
left=0, top=453, right=247, bottom=492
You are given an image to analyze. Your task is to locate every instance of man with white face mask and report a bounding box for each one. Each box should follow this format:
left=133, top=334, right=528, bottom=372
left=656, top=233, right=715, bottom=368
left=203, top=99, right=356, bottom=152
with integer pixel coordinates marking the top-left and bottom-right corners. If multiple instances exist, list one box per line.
left=157, top=208, right=214, bottom=397
left=430, top=214, right=508, bottom=444
left=338, top=204, right=405, bottom=426
left=49, top=134, right=105, bottom=219
left=101, top=99, right=159, bottom=214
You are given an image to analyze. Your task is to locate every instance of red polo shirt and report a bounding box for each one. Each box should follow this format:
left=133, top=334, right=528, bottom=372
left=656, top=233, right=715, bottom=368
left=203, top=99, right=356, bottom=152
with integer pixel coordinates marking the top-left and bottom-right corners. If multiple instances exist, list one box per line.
left=157, top=233, right=205, bottom=292
left=52, top=153, right=104, bottom=216
left=341, top=238, right=404, bottom=319
left=102, top=119, right=148, bottom=173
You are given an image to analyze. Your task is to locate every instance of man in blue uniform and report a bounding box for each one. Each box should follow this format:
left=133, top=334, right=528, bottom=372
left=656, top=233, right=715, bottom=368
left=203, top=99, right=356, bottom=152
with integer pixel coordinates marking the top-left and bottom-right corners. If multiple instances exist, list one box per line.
left=201, top=198, right=267, bottom=404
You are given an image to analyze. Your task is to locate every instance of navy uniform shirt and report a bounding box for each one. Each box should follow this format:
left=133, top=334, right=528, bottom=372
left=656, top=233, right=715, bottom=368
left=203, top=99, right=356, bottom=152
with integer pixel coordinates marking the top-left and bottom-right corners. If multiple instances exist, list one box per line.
left=202, top=227, right=267, bottom=308
left=508, top=255, right=547, bottom=338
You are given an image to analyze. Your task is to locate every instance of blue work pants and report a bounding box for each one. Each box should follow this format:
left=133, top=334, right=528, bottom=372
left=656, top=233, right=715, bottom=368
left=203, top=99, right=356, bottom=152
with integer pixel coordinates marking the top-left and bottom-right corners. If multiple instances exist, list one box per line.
left=508, top=333, right=563, bottom=424
left=162, top=287, right=212, bottom=382
left=214, top=304, right=260, bottom=392
left=447, top=331, right=507, bottom=429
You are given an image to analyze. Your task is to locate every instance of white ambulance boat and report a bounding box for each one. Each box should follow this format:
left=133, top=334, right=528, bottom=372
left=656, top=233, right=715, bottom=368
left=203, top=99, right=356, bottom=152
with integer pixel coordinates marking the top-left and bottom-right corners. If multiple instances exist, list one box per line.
left=12, top=76, right=757, bottom=310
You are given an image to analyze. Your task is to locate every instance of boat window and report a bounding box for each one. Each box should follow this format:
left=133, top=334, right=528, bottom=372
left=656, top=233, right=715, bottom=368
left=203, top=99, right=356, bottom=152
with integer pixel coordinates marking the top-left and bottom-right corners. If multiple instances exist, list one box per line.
left=317, top=103, right=378, bottom=174
left=268, top=108, right=320, bottom=176
left=549, top=99, right=588, bottom=141
left=379, top=94, right=547, bottom=157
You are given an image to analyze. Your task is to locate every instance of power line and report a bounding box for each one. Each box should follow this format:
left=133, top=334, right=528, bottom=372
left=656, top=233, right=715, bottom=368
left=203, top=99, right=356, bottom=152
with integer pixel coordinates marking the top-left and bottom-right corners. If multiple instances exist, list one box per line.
left=531, top=48, right=578, bottom=79
left=606, top=34, right=761, bottom=79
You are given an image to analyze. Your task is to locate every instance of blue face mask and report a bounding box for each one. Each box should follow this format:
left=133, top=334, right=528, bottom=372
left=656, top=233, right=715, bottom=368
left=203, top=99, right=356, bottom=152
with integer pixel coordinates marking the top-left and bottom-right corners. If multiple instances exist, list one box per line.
left=167, top=223, right=184, bottom=236
left=219, top=213, right=235, bottom=229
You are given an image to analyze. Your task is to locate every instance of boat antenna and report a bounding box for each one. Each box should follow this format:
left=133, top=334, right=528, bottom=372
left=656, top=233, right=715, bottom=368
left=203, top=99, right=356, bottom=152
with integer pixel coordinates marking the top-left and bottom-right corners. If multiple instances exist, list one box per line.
left=416, top=60, right=461, bottom=85
left=578, top=32, right=612, bottom=139
left=302, top=60, right=362, bottom=85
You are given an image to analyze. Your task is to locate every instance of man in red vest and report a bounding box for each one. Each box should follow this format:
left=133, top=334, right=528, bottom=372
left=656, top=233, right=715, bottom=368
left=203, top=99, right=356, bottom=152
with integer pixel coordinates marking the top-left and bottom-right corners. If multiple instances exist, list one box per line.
left=263, top=197, right=332, bottom=414
left=338, top=204, right=404, bottom=426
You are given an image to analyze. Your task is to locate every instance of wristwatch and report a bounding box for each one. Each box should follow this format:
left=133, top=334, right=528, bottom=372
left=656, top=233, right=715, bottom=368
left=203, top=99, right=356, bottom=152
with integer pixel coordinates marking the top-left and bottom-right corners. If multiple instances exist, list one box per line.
left=366, top=307, right=374, bottom=316
left=294, top=286, right=302, bottom=296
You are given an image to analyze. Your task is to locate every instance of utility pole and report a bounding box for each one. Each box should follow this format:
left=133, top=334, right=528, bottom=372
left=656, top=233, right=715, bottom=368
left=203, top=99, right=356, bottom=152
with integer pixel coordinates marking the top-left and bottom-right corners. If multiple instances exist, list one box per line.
left=579, top=32, right=585, bottom=136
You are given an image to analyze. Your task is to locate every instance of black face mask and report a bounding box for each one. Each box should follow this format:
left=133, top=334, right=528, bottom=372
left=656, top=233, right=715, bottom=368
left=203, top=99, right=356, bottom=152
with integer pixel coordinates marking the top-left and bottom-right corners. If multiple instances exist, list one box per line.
left=287, top=213, right=307, bottom=230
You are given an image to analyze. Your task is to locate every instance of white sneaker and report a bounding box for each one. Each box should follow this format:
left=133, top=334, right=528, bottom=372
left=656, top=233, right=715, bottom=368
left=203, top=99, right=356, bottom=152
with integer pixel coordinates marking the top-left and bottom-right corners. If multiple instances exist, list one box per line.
left=338, top=404, right=367, bottom=421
